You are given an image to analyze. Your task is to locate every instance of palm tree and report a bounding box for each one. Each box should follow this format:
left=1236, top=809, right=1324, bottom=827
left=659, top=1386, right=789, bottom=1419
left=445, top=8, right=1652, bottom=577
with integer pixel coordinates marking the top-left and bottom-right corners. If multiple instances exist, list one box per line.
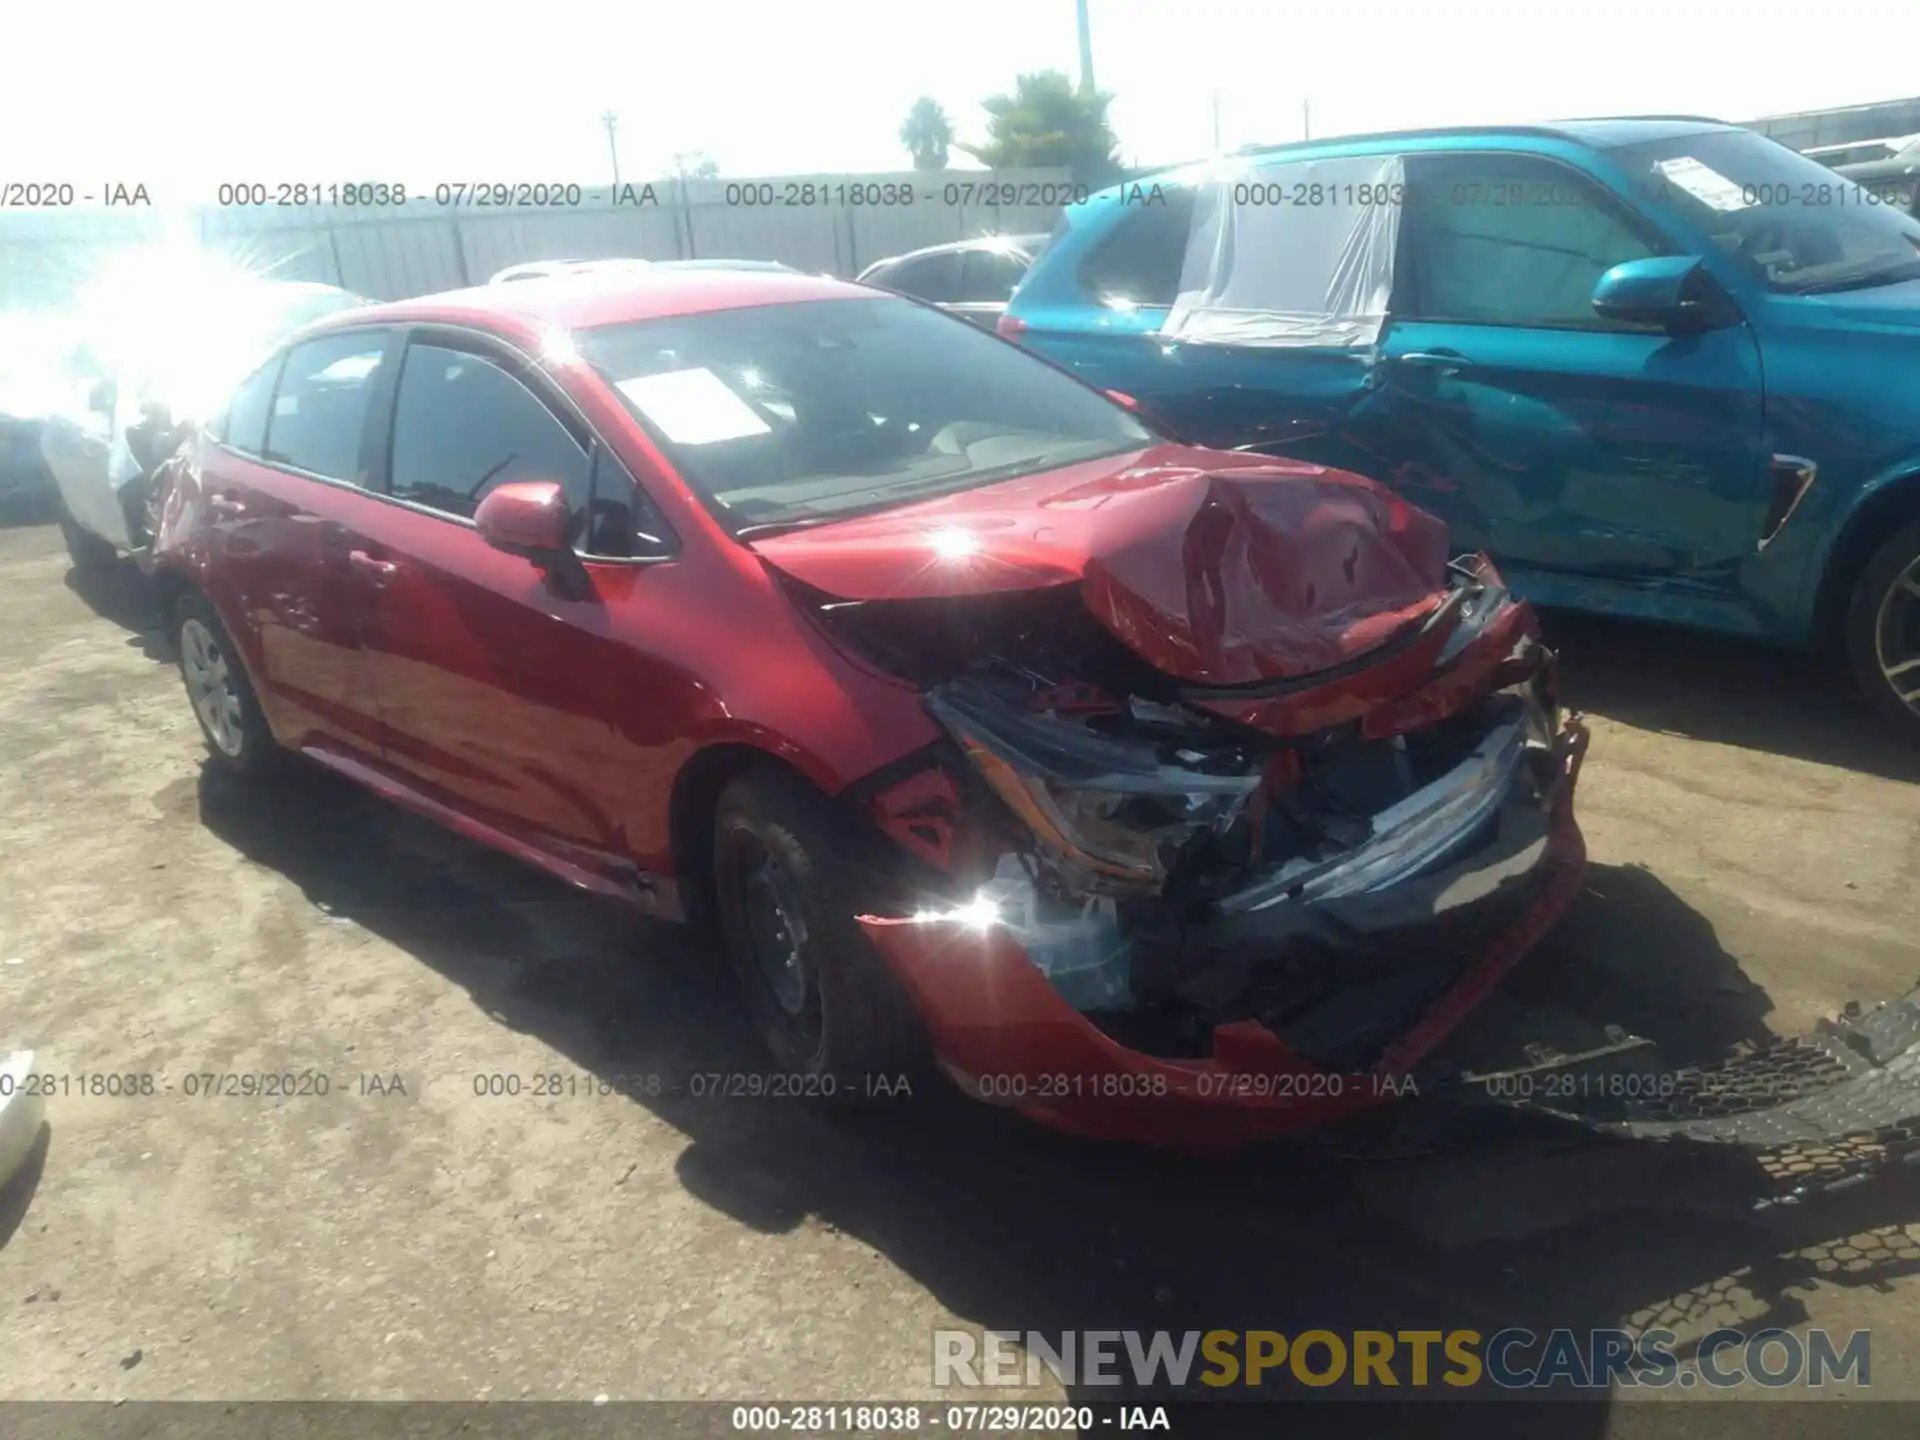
left=900, top=98, right=954, bottom=171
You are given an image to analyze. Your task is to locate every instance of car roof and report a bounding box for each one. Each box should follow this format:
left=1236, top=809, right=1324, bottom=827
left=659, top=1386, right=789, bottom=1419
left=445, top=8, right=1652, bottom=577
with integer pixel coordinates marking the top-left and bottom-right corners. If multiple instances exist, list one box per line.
left=1165, top=116, right=1738, bottom=177
left=340, top=267, right=870, bottom=334
left=263, top=279, right=360, bottom=296
left=490, top=258, right=646, bottom=282
left=656, top=258, right=802, bottom=272
left=866, top=234, right=1049, bottom=267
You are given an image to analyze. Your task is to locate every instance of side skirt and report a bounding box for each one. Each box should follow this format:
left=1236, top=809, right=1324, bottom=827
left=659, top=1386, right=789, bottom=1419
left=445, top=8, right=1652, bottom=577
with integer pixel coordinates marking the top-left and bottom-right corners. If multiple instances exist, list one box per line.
left=299, top=742, right=684, bottom=921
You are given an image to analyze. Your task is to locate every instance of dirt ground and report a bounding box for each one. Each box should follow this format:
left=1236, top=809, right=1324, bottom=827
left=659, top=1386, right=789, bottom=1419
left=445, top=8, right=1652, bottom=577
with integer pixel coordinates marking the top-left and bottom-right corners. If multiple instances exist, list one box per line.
left=1, top=518, right=1918, bottom=1431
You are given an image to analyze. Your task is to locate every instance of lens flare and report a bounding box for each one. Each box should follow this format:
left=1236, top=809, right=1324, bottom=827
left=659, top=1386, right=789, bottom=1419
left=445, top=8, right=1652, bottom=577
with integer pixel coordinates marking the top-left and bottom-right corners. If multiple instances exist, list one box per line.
left=928, top=526, right=979, bottom=560
left=913, top=892, right=1002, bottom=932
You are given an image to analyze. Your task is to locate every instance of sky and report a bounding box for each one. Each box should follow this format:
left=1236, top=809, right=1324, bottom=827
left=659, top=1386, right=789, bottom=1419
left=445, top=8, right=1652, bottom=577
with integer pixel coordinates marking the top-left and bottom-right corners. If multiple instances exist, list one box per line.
left=4, top=0, right=1918, bottom=200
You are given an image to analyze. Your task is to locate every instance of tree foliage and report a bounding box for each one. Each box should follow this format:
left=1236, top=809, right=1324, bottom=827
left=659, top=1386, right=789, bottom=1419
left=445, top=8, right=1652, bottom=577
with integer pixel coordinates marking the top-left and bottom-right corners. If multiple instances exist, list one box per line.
left=899, top=97, right=954, bottom=171
left=665, top=151, right=720, bottom=179
left=959, top=71, right=1119, bottom=186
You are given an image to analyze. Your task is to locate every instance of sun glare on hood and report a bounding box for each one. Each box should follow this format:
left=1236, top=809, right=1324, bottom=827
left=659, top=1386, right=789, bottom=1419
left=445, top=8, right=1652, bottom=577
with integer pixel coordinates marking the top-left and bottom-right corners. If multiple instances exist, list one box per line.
left=928, top=526, right=980, bottom=560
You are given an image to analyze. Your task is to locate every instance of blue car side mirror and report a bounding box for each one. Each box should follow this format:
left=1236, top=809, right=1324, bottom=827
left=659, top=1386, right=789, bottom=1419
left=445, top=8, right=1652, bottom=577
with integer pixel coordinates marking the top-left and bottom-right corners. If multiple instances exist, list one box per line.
left=1592, top=256, right=1741, bottom=334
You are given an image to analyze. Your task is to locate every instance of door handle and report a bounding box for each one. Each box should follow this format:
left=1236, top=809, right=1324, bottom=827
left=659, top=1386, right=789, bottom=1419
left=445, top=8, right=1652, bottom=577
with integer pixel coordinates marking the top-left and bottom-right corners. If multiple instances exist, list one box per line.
left=207, top=494, right=247, bottom=518
left=348, top=549, right=398, bottom=584
left=1395, top=350, right=1474, bottom=371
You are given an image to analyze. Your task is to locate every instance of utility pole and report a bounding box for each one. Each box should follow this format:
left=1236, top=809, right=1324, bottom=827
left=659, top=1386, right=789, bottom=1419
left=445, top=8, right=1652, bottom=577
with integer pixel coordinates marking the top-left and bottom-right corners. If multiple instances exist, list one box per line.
left=1212, top=91, right=1222, bottom=152
left=1076, top=0, right=1095, bottom=95
left=1302, top=98, right=1312, bottom=141
left=602, top=110, right=621, bottom=188
left=672, top=152, right=696, bottom=258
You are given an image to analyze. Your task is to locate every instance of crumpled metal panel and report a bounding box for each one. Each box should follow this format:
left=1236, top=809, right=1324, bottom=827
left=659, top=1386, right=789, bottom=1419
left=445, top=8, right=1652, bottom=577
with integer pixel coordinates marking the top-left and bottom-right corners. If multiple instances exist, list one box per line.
left=750, top=443, right=1453, bottom=684
left=1078, top=465, right=1451, bottom=686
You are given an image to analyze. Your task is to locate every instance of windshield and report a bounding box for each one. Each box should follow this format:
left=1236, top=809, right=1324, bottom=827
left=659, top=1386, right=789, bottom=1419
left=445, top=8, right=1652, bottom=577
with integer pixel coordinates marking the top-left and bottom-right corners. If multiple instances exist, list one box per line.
left=578, top=296, right=1151, bottom=533
left=1611, top=129, right=1920, bottom=293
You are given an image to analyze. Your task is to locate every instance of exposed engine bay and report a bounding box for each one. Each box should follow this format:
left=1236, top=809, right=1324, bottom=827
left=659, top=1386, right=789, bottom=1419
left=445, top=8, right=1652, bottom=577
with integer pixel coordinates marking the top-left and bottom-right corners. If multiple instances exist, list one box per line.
left=816, top=556, right=1582, bottom=1072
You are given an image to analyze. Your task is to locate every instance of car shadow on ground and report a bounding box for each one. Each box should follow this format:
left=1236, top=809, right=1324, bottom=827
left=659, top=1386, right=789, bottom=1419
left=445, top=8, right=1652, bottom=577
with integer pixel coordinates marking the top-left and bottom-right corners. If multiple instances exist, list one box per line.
left=1543, top=609, right=1920, bottom=784
left=0, top=491, right=59, bottom=529
left=196, top=762, right=1920, bottom=1435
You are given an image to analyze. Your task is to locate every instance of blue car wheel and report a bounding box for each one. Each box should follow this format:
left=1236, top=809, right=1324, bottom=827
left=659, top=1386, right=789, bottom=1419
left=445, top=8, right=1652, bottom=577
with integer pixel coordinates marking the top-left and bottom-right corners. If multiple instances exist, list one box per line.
left=1848, top=517, right=1920, bottom=740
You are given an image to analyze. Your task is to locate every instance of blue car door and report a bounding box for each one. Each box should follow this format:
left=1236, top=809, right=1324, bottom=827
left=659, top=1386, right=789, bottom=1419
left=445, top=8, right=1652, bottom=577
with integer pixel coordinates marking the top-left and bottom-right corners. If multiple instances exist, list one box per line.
left=1365, top=149, right=1767, bottom=594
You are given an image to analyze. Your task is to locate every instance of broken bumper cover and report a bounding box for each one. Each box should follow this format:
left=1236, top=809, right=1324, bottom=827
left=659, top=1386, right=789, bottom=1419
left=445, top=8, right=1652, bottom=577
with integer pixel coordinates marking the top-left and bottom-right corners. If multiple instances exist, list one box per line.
left=1447, top=989, right=1920, bottom=1207
left=860, top=717, right=1590, bottom=1151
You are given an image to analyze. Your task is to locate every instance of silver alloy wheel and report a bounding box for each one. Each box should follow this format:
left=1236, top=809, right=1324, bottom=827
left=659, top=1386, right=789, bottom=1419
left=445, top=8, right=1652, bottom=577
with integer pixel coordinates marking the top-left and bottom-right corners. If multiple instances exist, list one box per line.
left=179, top=617, right=245, bottom=757
left=1875, top=553, right=1920, bottom=720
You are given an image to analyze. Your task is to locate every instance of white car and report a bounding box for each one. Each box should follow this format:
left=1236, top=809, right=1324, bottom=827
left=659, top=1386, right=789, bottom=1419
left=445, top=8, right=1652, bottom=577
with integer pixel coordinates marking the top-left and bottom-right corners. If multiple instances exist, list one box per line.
left=42, top=277, right=366, bottom=570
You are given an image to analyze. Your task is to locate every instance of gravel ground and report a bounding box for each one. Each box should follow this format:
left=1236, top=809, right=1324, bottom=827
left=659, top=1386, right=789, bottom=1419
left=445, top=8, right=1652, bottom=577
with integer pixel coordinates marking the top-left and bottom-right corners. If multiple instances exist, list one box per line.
left=0, top=519, right=1917, bottom=1434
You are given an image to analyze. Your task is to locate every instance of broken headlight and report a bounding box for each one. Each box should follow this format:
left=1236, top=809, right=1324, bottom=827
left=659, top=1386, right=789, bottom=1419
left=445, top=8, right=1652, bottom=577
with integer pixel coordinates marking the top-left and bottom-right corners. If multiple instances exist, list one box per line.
left=925, top=681, right=1261, bottom=888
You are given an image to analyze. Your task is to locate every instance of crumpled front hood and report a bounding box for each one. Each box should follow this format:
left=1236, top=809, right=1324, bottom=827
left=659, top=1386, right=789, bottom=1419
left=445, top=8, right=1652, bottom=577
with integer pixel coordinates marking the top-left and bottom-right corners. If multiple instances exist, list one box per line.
left=750, top=443, right=1451, bottom=685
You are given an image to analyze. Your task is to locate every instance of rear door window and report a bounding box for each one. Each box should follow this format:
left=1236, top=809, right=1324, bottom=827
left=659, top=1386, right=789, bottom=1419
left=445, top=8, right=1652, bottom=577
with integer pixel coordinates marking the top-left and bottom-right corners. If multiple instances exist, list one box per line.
left=262, top=333, right=388, bottom=482
left=1076, top=188, right=1196, bottom=308
left=386, top=342, right=591, bottom=521
left=875, top=251, right=961, bottom=303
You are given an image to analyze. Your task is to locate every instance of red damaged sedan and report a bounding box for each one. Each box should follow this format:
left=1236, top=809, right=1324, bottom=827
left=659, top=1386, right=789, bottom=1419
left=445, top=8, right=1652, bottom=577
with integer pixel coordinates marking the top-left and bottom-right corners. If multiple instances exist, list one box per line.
left=151, top=269, right=1588, bottom=1149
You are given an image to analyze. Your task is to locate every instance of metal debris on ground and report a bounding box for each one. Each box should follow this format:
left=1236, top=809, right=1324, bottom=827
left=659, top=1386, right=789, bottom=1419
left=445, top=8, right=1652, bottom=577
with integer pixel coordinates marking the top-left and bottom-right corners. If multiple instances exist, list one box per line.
left=1463, top=986, right=1920, bottom=1206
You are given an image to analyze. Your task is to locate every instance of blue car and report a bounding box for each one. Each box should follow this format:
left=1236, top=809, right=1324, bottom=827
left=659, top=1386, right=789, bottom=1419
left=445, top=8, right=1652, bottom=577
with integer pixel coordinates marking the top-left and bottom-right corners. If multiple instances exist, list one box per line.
left=1001, top=118, right=1920, bottom=737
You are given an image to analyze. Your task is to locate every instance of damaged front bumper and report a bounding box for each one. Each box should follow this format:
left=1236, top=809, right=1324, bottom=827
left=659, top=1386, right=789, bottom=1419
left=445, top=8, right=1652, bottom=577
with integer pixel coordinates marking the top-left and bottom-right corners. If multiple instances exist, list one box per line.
left=860, top=709, right=1591, bottom=1152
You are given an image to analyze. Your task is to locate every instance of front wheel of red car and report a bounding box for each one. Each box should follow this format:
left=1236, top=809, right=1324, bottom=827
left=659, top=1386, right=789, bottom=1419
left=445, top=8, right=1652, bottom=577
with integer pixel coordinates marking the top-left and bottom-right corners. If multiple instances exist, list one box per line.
left=172, top=592, right=278, bottom=777
left=1846, top=517, right=1920, bottom=743
left=712, top=768, right=929, bottom=1092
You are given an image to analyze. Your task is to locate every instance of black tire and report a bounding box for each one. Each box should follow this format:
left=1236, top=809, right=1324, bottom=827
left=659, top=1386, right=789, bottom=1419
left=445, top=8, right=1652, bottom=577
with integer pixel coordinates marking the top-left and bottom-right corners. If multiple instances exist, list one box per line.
left=58, top=508, right=120, bottom=573
left=712, top=766, right=929, bottom=1091
left=171, top=591, right=278, bottom=776
left=1845, top=517, right=1920, bottom=742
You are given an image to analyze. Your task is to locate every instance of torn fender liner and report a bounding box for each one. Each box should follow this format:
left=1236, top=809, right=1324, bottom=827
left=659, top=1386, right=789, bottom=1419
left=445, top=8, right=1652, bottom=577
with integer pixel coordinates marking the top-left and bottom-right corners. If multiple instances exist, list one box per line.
left=752, top=443, right=1453, bottom=686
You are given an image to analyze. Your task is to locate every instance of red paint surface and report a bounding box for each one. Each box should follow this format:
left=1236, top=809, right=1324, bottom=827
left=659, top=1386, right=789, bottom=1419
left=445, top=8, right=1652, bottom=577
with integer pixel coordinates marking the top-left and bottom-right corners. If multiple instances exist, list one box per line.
left=1197, top=593, right=1541, bottom=741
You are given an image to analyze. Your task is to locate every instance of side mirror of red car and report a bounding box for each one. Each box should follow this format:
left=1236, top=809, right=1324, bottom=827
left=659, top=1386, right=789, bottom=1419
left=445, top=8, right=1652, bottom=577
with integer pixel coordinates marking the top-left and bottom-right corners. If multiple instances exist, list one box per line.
left=476, top=480, right=570, bottom=555
left=474, top=480, right=589, bottom=599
